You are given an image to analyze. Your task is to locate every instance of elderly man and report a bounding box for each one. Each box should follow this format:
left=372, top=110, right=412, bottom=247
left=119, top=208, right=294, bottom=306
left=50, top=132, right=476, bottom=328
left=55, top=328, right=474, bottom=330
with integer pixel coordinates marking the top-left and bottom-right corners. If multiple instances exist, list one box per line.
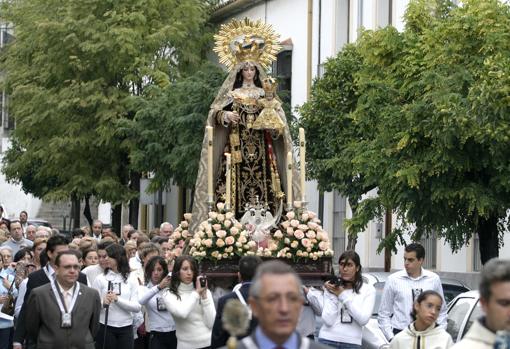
left=159, top=222, right=173, bottom=238
left=1, top=220, right=33, bottom=254
left=221, top=260, right=327, bottom=349
left=120, top=224, right=135, bottom=245
left=452, top=258, right=510, bottom=348
left=25, top=250, right=101, bottom=349
left=25, top=225, right=37, bottom=241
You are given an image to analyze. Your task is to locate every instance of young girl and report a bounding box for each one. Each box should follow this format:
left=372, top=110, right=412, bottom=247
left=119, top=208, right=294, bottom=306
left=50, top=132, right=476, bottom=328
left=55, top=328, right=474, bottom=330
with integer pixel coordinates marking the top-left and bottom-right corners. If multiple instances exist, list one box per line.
left=162, top=256, right=215, bottom=349
left=93, top=243, right=141, bottom=349
left=390, top=290, right=453, bottom=349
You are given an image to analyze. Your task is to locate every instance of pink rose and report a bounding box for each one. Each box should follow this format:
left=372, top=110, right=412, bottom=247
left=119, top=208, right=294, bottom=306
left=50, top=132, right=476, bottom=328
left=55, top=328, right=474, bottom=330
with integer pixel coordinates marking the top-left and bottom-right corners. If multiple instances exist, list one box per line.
left=224, top=219, right=232, bottom=228
left=308, top=222, right=318, bottom=230
left=291, top=241, right=299, bottom=248
left=225, top=212, right=234, bottom=220
left=217, top=214, right=225, bottom=222
left=294, top=230, right=305, bottom=239
left=204, top=239, right=213, bottom=248
left=286, top=227, right=294, bottom=236
left=216, top=202, right=225, bottom=211
left=305, top=230, right=316, bottom=239
left=308, top=211, right=316, bottom=219
left=301, top=213, right=309, bottom=221
left=319, top=241, right=329, bottom=251
left=182, top=230, right=189, bottom=238
left=225, top=236, right=235, bottom=245
left=212, top=224, right=222, bottom=231
left=273, top=230, right=283, bottom=239
left=171, top=231, right=181, bottom=240
left=216, top=239, right=225, bottom=248
left=286, top=211, right=295, bottom=220
left=183, top=213, right=192, bottom=221
left=180, top=221, right=189, bottom=228
left=301, top=238, right=311, bottom=248
left=281, top=221, right=290, bottom=229
left=216, top=230, right=227, bottom=239
left=208, top=212, right=218, bottom=220
left=298, top=224, right=308, bottom=231
left=290, top=219, right=299, bottom=228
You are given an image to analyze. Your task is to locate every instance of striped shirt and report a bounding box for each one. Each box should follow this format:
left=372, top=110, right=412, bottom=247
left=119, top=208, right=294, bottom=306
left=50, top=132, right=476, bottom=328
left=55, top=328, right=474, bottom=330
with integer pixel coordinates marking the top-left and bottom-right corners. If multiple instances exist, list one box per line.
left=377, top=268, right=447, bottom=341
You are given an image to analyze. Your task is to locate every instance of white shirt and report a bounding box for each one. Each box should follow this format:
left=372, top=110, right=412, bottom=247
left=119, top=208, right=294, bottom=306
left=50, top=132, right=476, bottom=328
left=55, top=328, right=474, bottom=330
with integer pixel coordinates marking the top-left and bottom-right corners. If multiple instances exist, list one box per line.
left=378, top=268, right=447, bottom=341
left=129, top=253, right=142, bottom=271
left=82, top=264, right=104, bottom=286
left=138, top=284, right=176, bottom=332
left=319, top=282, right=376, bottom=345
left=56, top=281, right=75, bottom=310
left=92, top=270, right=141, bottom=327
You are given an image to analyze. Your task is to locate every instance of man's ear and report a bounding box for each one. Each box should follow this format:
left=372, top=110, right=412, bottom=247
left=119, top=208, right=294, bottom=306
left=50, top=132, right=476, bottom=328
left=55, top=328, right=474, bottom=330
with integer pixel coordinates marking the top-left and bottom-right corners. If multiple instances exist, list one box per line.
left=248, top=296, right=260, bottom=317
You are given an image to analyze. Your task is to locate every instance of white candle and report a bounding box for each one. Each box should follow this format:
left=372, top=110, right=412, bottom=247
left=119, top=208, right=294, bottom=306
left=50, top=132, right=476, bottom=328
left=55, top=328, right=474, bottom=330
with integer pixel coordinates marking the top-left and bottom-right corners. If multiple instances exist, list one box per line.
left=225, top=153, right=231, bottom=210
left=299, top=128, right=306, bottom=202
left=286, top=151, right=293, bottom=209
left=207, top=126, right=213, bottom=202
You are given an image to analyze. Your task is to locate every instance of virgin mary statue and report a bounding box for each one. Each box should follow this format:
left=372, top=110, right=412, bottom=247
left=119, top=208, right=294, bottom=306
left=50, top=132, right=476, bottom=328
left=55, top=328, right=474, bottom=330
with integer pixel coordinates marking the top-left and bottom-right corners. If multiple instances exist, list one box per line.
left=191, top=18, right=301, bottom=231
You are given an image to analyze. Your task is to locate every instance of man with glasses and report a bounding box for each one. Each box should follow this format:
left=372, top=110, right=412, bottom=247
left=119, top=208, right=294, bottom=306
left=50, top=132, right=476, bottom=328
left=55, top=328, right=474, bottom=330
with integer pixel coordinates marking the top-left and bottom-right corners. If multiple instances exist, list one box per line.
left=13, top=235, right=88, bottom=349
left=25, top=250, right=101, bottom=348
left=222, top=260, right=327, bottom=349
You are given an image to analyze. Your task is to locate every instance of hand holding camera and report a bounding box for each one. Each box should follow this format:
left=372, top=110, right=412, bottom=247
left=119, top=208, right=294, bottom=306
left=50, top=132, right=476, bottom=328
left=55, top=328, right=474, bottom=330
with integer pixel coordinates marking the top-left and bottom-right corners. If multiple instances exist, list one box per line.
left=325, top=276, right=345, bottom=296
left=196, top=275, right=208, bottom=299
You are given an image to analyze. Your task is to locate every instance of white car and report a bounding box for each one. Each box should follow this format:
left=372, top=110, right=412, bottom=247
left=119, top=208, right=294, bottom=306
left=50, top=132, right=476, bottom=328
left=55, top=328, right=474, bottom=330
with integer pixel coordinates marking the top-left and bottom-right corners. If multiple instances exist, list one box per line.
left=446, top=290, right=482, bottom=343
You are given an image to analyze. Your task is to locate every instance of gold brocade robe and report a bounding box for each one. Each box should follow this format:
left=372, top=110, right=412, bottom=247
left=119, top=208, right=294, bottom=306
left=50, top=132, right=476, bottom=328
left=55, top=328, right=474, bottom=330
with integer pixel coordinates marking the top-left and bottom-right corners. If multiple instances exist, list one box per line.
left=215, top=86, right=283, bottom=218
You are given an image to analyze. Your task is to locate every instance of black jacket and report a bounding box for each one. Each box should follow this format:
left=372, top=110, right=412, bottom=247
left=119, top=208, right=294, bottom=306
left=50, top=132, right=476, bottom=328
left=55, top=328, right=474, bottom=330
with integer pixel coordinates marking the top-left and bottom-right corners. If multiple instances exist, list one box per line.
left=211, top=283, right=258, bottom=349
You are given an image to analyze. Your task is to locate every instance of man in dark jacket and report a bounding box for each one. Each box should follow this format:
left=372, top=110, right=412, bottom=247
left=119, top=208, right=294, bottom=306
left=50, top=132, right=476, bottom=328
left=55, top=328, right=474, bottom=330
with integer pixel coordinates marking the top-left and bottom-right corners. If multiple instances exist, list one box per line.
left=211, top=256, right=262, bottom=348
left=13, top=235, right=88, bottom=349
left=25, top=250, right=101, bottom=349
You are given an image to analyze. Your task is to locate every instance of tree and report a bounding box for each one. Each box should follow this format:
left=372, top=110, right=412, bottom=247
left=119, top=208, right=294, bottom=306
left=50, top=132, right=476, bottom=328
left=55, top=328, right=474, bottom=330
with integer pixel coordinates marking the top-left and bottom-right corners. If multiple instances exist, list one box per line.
left=299, top=0, right=510, bottom=263
left=121, top=62, right=226, bottom=206
left=1, top=0, right=210, bottom=229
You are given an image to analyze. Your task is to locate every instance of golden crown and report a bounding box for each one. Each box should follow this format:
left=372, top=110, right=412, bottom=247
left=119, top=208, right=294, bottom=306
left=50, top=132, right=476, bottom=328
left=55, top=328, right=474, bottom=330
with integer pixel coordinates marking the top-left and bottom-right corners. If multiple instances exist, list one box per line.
left=262, top=77, right=277, bottom=94
left=214, top=18, right=281, bottom=71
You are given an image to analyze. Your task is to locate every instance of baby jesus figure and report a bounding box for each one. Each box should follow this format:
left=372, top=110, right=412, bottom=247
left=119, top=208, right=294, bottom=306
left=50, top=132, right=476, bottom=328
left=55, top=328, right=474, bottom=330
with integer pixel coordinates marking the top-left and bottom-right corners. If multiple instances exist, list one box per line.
left=252, top=76, right=285, bottom=134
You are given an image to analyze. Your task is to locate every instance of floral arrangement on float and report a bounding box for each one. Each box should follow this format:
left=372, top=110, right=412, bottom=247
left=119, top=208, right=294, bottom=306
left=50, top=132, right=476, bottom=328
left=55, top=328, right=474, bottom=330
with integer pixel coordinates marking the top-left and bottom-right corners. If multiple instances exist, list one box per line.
left=187, top=203, right=272, bottom=261
left=169, top=213, right=193, bottom=255
left=174, top=204, right=333, bottom=262
left=273, top=208, right=334, bottom=262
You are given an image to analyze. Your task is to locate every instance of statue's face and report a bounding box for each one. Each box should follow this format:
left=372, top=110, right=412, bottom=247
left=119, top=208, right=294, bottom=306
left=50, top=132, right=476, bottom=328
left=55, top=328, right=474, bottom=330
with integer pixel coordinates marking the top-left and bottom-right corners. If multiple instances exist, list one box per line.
left=242, top=64, right=256, bottom=83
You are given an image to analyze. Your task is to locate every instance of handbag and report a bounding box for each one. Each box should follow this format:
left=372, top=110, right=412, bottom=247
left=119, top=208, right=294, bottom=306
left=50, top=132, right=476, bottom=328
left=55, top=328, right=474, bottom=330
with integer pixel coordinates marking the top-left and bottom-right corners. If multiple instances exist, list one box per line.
left=1, top=277, right=15, bottom=316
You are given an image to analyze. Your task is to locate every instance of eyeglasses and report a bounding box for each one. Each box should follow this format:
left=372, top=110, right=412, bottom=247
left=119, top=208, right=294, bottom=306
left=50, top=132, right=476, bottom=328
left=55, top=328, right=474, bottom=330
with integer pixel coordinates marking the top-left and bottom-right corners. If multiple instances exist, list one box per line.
left=255, top=293, right=304, bottom=306
left=61, top=265, right=81, bottom=270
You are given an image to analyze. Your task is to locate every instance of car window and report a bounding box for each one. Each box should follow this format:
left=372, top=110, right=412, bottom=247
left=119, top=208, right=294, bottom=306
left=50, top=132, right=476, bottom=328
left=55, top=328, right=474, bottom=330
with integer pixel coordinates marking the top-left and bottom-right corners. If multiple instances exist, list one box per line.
left=442, top=284, right=471, bottom=304
left=372, top=282, right=385, bottom=316
left=461, top=299, right=483, bottom=339
left=447, top=297, right=476, bottom=342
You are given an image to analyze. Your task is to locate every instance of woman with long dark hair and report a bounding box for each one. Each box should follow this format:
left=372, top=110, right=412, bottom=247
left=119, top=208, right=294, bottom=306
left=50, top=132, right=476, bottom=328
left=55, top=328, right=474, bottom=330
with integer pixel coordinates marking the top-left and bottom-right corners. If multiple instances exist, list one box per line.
left=138, top=256, right=176, bottom=349
left=162, top=256, right=215, bottom=349
left=390, top=290, right=453, bottom=349
left=92, top=243, right=141, bottom=349
left=318, top=250, right=376, bottom=349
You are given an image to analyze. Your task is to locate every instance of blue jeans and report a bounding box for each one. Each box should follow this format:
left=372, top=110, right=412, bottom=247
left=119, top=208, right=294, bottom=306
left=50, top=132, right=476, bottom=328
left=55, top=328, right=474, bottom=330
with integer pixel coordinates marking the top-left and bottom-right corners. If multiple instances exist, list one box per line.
left=318, top=338, right=361, bottom=349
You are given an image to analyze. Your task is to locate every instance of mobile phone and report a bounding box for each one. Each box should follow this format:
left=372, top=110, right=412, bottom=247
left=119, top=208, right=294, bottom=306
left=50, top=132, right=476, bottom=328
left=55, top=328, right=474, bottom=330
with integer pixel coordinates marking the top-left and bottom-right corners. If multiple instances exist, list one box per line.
left=167, top=272, right=172, bottom=278
left=199, top=275, right=207, bottom=288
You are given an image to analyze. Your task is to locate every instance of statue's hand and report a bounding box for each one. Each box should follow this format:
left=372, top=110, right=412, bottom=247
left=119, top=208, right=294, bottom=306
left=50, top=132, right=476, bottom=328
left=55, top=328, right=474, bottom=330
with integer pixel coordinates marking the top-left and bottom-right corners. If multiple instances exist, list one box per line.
left=225, top=111, right=240, bottom=124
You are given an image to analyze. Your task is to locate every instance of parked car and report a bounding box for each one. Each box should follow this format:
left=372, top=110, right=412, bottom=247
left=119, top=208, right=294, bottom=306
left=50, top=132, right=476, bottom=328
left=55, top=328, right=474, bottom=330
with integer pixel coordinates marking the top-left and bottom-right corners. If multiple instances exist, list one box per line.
left=27, top=218, right=52, bottom=228
left=313, top=272, right=470, bottom=349
left=445, top=290, right=482, bottom=343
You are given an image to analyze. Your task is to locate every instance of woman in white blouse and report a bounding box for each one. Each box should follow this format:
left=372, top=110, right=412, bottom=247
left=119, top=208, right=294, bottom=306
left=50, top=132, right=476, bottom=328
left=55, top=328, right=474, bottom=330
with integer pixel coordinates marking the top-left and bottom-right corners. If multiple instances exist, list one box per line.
left=162, top=256, right=215, bottom=349
left=138, top=255, right=176, bottom=349
left=318, top=250, right=376, bottom=349
left=93, top=243, right=141, bottom=349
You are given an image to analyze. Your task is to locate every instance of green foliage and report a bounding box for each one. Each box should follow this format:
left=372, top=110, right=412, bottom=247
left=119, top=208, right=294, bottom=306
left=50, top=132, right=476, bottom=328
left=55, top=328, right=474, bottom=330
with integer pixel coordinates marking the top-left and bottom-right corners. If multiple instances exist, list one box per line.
left=122, top=62, right=226, bottom=192
left=0, top=0, right=210, bottom=203
left=299, top=0, right=510, bottom=254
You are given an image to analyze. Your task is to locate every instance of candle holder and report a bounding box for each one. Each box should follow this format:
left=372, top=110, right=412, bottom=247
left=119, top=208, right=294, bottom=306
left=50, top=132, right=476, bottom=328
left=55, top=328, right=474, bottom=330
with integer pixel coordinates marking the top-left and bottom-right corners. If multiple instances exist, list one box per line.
left=300, top=198, right=308, bottom=210
left=225, top=203, right=231, bottom=212
left=207, top=197, right=215, bottom=213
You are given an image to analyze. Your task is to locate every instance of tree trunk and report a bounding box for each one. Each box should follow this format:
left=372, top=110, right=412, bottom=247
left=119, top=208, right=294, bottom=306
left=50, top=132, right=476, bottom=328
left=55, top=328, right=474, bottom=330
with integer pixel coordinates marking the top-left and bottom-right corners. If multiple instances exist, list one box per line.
left=346, top=198, right=358, bottom=251
left=112, top=203, right=122, bottom=236
left=83, top=195, right=93, bottom=227
left=478, top=215, right=499, bottom=265
left=71, top=196, right=81, bottom=229
left=129, top=171, right=141, bottom=229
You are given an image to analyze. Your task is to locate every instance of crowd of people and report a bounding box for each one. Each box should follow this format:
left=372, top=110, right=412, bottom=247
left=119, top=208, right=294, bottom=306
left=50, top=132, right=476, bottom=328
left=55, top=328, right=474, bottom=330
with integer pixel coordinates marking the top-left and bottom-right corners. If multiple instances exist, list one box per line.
left=0, top=210, right=508, bottom=349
